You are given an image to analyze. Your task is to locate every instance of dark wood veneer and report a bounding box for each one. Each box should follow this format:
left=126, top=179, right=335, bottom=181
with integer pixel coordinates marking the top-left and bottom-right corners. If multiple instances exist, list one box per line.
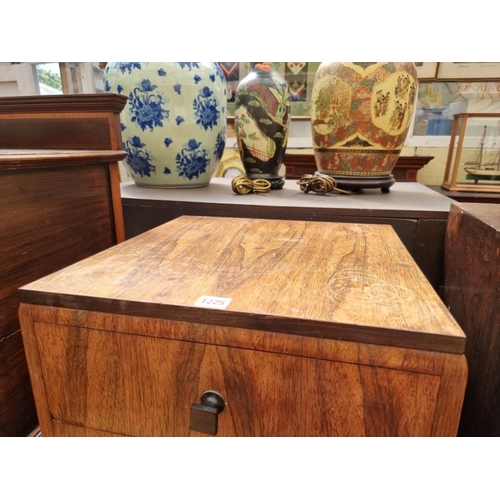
left=0, top=118, right=113, bottom=150
left=0, top=93, right=126, bottom=436
left=0, top=93, right=127, bottom=151
left=0, top=93, right=127, bottom=114
left=445, top=203, right=500, bottom=436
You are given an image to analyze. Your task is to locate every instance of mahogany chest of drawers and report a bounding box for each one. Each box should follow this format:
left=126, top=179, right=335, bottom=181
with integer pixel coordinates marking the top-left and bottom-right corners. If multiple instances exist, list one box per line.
left=0, top=93, right=127, bottom=436
left=19, top=216, right=467, bottom=436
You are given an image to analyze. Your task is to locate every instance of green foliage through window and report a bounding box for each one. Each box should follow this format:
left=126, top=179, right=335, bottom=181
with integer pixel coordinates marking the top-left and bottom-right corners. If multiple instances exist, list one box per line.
left=37, top=67, right=62, bottom=91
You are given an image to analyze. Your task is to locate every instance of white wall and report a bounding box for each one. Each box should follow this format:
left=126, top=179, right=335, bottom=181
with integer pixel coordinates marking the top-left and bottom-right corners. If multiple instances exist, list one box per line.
left=0, top=63, right=39, bottom=95
left=0, top=62, right=104, bottom=96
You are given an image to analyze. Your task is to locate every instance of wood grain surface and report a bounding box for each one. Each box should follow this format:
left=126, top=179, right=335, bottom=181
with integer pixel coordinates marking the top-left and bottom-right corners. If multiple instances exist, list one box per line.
left=0, top=93, right=127, bottom=151
left=19, top=305, right=468, bottom=437
left=120, top=178, right=452, bottom=292
left=0, top=163, right=119, bottom=436
left=2, top=163, right=116, bottom=338
left=0, top=93, right=126, bottom=436
left=445, top=202, right=500, bottom=436
left=0, top=93, right=128, bottom=114
left=0, top=150, right=126, bottom=169
left=0, top=330, right=37, bottom=436
left=20, top=216, right=466, bottom=354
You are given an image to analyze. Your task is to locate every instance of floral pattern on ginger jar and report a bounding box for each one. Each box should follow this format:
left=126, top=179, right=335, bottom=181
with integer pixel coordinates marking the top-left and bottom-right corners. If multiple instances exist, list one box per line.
left=104, top=62, right=227, bottom=188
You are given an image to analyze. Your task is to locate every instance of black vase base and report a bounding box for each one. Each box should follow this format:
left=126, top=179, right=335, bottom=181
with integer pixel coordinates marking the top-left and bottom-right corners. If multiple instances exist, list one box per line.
left=316, top=172, right=395, bottom=193
left=246, top=175, right=285, bottom=190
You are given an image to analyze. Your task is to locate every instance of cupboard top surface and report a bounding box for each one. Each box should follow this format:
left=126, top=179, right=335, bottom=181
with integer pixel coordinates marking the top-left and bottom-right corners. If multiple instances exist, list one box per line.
left=0, top=93, right=127, bottom=113
left=19, top=215, right=465, bottom=353
left=121, top=179, right=454, bottom=219
left=0, top=149, right=126, bottom=169
left=451, top=202, right=500, bottom=231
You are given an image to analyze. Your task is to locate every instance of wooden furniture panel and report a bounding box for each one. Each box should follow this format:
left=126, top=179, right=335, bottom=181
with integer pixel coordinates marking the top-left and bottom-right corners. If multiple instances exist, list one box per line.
left=0, top=94, right=126, bottom=436
left=28, top=319, right=446, bottom=437
left=121, top=178, right=453, bottom=292
left=393, top=156, right=435, bottom=182
left=1, top=164, right=117, bottom=338
left=52, top=422, right=123, bottom=437
left=444, top=202, right=500, bottom=436
left=0, top=332, right=36, bottom=436
left=0, top=94, right=125, bottom=150
left=123, top=202, right=419, bottom=260
left=0, top=117, right=114, bottom=150
left=414, top=218, right=448, bottom=296
left=19, top=216, right=467, bottom=437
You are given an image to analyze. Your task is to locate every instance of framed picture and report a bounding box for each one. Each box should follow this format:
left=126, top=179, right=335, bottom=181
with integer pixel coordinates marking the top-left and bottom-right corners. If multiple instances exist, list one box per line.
left=415, top=62, right=438, bottom=79
left=437, top=62, right=500, bottom=80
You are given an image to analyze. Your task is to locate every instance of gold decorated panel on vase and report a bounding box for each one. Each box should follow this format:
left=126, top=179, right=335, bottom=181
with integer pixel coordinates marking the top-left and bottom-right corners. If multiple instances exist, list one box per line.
left=311, top=75, right=351, bottom=135
left=371, top=71, right=416, bottom=137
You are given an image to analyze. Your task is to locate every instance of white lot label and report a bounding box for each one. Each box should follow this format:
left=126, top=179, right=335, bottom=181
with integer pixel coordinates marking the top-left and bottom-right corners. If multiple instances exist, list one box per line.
left=194, top=295, right=232, bottom=309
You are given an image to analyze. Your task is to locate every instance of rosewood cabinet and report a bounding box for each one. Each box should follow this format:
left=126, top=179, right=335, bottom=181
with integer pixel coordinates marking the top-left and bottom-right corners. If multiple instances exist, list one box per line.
left=0, top=93, right=127, bottom=436
left=19, top=216, right=467, bottom=436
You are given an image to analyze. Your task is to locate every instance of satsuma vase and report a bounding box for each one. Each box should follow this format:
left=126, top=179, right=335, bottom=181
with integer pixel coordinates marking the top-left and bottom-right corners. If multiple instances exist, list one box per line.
left=310, top=62, right=417, bottom=192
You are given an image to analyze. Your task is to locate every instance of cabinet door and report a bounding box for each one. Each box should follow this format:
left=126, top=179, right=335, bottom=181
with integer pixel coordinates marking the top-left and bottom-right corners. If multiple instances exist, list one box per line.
left=34, top=323, right=441, bottom=437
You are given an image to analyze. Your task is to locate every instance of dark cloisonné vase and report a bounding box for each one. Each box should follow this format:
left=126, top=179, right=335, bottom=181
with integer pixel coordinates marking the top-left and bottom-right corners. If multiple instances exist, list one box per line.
left=104, top=62, right=227, bottom=188
left=234, top=62, right=291, bottom=189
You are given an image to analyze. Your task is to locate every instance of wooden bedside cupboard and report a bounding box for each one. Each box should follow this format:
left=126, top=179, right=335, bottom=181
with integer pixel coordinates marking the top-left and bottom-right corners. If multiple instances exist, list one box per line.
left=18, top=216, right=468, bottom=437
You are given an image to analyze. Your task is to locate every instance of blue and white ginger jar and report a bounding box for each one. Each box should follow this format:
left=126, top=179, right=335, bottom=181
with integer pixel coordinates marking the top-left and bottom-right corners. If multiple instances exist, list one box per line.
left=104, top=62, right=227, bottom=188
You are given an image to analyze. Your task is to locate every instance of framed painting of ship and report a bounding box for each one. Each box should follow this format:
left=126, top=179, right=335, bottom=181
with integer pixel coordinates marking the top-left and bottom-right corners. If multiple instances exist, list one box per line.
left=442, top=113, right=500, bottom=193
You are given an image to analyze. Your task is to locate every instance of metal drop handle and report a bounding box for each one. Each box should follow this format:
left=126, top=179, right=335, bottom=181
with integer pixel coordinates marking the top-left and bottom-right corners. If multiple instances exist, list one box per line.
left=190, top=391, right=226, bottom=436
